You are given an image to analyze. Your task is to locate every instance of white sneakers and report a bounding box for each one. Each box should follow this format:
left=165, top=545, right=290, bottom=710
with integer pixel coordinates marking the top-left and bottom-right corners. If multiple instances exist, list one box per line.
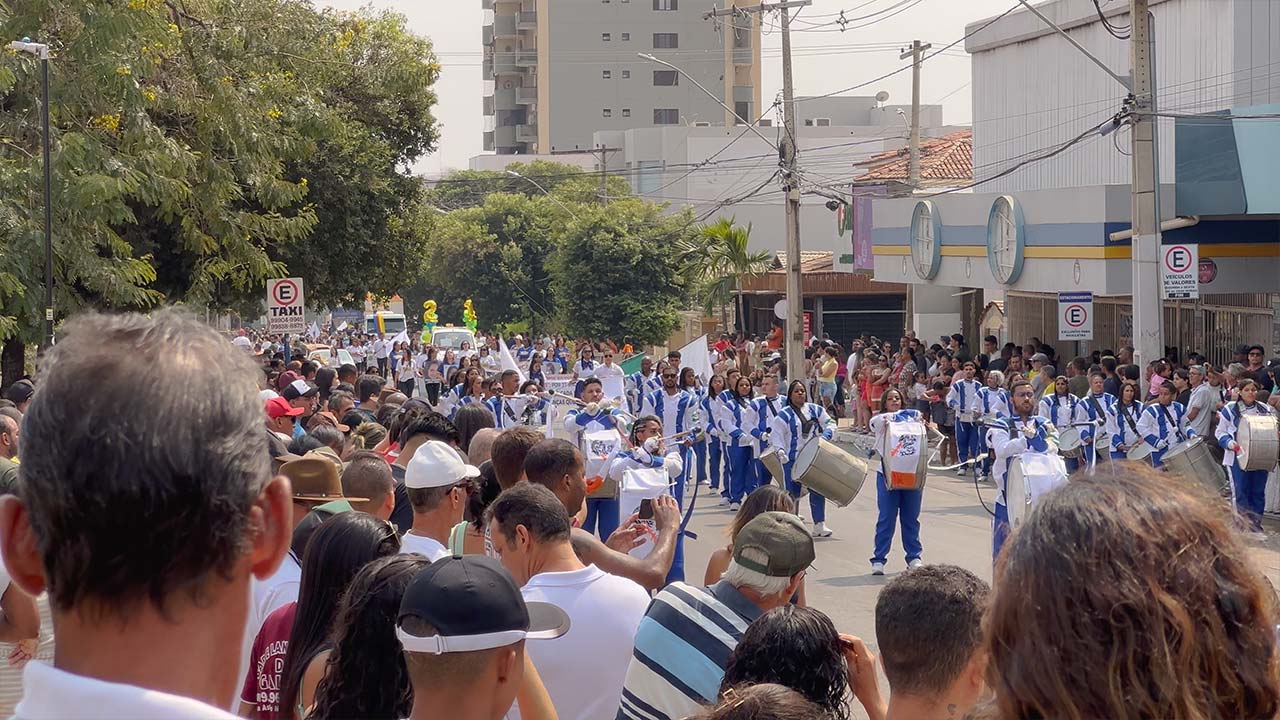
left=871, top=562, right=885, bottom=576
left=729, top=501, right=741, bottom=511
left=954, top=466, right=966, bottom=476
left=812, top=522, right=832, bottom=538
left=908, top=558, right=924, bottom=569
left=871, top=559, right=923, bottom=575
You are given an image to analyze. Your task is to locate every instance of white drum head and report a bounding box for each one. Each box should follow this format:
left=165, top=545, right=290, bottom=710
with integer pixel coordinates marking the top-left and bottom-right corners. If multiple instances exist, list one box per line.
left=794, top=437, right=820, bottom=476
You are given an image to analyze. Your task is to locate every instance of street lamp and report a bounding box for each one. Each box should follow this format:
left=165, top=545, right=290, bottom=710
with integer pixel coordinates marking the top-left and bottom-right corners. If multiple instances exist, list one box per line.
left=505, top=169, right=581, bottom=221
left=9, top=38, right=53, bottom=351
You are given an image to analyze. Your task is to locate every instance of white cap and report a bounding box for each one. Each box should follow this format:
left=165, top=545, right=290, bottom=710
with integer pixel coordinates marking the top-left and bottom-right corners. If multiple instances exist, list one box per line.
left=405, top=440, right=481, bottom=489
left=259, top=389, right=280, bottom=402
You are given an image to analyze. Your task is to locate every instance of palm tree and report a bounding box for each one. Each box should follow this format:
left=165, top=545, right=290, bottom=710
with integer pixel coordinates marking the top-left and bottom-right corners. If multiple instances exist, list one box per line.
left=677, top=218, right=772, bottom=333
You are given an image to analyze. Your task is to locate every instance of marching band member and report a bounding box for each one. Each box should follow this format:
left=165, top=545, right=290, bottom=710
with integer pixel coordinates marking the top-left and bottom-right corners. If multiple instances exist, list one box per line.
left=946, top=361, right=984, bottom=479
left=701, top=373, right=728, bottom=496
left=1039, top=376, right=1084, bottom=472
left=516, top=379, right=549, bottom=426
left=1107, top=380, right=1145, bottom=460
left=609, top=415, right=690, bottom=583
left=976, top=369, right=1010, bottom=481
left=1136, top=382, right=1194, bottom=467
left=443, top=367, right=482, bottom=418
left=1077, top=371, right=1116, bottom=466
left=448, top=374, right=488, bottom=421
left=868, top=388, right=925, bottom=573
left=750, top=374, right=785, bottom=488
left=677, top=367, right=711, bottom=486
left=565, top=376, right=626, bottom=540
left=486, top=370, right=533, bottom=430
left=626, top=357, right=659, bottom=414
left=768, top=380, right=835, bottom=538
left=1215, top=378, right=1274, bottom=532
left=991, top=380, right=1059, bottom=561
left=641, top=367, right=698, bottom=464
left=716, top=374, right=758, bottom=511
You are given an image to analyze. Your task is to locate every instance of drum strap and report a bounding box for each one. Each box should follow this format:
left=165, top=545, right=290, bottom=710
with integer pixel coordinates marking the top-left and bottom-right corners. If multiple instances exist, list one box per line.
left=1119, top=403, right=1139, bottom=435
left=1087, top=396, right=1105, bottom=423
left=1159, top=405, right=1184, bottom=442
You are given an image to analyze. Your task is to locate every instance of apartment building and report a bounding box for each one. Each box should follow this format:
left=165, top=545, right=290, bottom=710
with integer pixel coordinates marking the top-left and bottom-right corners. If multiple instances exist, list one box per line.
left=482, top=0, right=762, bottom=155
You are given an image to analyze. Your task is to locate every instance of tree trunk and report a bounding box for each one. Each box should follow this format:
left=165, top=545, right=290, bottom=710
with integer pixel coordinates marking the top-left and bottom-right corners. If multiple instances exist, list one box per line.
left=719, top=301, right=729, bottom=335
left=2, top=337, right=26, bottom=389
left=735, top=290, right=745, bottom=336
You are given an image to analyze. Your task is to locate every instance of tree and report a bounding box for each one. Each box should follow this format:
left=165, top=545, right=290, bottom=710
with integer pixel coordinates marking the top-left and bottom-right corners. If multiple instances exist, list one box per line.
left=425, top=159, right=630, bottom=211
left=677, top=217, right=772, bottom=333
left=551, top=201, right=698, bottom=345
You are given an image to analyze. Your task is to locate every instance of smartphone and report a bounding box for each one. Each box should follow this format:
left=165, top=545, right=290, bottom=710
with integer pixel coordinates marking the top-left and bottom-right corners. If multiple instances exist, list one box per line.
left=638, top=499, right=654, bottom=520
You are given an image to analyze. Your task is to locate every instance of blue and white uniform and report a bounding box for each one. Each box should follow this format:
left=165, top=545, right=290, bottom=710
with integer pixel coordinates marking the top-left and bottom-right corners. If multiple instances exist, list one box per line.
left=608, top=444, right=686, bottom=583
left=1136, top=400, right=1194, bottom=467
left=1215, top=400, right=1275, bottom=531
left=449, top=391, right=486, bottom=421
left=1039, top=392, right=1084, bottom=472
left=946, top=377, right=984, bottom=476
left=976, top=385, right=1011, bottom=476
left=1077, top=390, right=1116, bottom=464
left=1106, top=398, right=1145, bottom=459
left=487, top=395, right=536, bottom=430
left=565, top=405, right=626, bottom=540
left=750, top=394, right=784, bottom=488
left=699, top=390, right=726, bottom=492
left=715, top=391, right=759, bottom=504
left=868, top=409, right=926, bottom=566
left=627, top=370, right=660, bottom=414
left=990, top=414, right=1057, bottom=561
left=641, top=388, right=698, bottom=445
left=769, top=402, right=834, bottom=524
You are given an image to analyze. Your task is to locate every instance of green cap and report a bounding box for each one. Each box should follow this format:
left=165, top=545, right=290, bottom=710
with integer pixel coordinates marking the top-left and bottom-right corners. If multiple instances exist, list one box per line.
left=732, top=511, right=815, bottom=578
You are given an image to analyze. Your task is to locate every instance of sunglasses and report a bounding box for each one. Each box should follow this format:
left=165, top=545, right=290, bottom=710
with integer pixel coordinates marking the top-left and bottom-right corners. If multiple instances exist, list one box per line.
left=662, top=374, right=677, bottom=379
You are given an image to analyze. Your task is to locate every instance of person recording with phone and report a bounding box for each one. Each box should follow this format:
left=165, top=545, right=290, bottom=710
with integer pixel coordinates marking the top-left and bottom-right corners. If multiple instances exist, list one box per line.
left=608, top=415, right=692, bottom=584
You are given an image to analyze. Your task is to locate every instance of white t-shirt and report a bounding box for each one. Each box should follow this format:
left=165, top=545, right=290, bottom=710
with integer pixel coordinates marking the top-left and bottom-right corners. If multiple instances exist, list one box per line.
left=519, top=565, right=650, bottom=720
left=241, top=555, right=301, bottom=685
left=399, top=532, right=449, bottom=562
left=16, top=662, right=239, bottom=720
left=1186, top=382, right=1218, bottom=438
left=232, top=336, right=252, bottom=352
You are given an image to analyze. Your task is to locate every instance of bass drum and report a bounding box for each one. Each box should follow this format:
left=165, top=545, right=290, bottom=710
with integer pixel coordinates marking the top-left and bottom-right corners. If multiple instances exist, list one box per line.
left=793, top=438, right=867, bottom=507
left=759, top=447, right=787, bottom=486
left=1162, top=437, right=1226, bottom=495
left=1237, top=414, right=1279, bottom=472
left=1005, top=453, right=1069, bottom=528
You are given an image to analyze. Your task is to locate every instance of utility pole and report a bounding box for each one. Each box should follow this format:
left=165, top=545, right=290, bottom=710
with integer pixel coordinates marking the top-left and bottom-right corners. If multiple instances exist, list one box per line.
left=550, top=146, right=618, bottom=207
left=899, top=40, right=930, bottom=189
left=707, top=0, right=810, bottom=378
left=1128, top=0, right=1163, bottom=391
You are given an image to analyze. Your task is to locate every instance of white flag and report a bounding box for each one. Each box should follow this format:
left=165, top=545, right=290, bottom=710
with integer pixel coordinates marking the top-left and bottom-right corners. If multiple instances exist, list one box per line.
left=308, top=321, right=321, bottom=339
left=498, top=337, right=528, bottom=383
left=390, top=329, right=410, bottom=346
left=336, top=321, right=348, bottom=332
left=678, top=334, right=713, bottom=383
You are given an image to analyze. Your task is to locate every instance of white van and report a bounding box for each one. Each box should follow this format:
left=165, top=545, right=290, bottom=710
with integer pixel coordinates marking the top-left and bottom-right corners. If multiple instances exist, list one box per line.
left=431, top=325, right=477, bottom=354
left=364, top=311, right=406, bottom=336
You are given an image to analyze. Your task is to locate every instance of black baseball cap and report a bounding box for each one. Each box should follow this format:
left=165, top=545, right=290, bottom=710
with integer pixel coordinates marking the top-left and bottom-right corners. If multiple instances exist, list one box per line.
left=4, top=379, right=33, bottom=404
left=397, top=555, right=569, bottom=655
left=282, top=379, right=318, bottom=401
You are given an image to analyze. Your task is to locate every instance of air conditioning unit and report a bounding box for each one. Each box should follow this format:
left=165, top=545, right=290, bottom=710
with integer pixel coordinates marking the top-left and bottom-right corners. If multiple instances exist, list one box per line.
left=758, top=119, right=772, bottom=127
left=815, top=117, right=831, bottom=127
left=692, top=121, right=711, bottom=127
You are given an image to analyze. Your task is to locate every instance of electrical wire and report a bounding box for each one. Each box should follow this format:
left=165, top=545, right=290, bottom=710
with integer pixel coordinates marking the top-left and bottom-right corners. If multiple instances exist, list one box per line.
left=1092, top=0, right=1131, bottom=39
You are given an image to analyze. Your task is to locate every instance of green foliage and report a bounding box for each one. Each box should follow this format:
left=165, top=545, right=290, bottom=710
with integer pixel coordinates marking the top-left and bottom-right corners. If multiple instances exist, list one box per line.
left=425, top=159, right=630, bottom=211
left=677, top=217, right=772, bottom=320
left=551, top=201, right=698, bottom=345
left=0, top=0, right=440, bottom=338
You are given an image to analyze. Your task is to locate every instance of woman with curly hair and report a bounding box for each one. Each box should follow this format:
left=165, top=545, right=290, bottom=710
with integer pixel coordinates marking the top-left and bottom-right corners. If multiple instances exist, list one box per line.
left=718, top=606, right=885, bottom=720
left=985, top=464, right=1280, bottom=720
left=307, top=554, right=431, bottom=720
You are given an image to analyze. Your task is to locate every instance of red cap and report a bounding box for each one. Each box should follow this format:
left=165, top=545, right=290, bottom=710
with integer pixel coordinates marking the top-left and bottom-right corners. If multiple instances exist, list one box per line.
left=265, top=396, right=305, bottom=419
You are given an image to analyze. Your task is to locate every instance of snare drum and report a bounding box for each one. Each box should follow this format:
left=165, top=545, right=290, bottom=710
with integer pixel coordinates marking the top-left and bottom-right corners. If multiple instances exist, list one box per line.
left=1126, top=441, right=1154, bottom=461
left=1237, top=414, right=1279, bottom=472
left=1057, top=426, right=1083, bottom=459
left=1005, top=453, right=1069, bottom=528
left=1162, top=437, right=1224, bottom=495
left=793, top=438, right=868, bottom=507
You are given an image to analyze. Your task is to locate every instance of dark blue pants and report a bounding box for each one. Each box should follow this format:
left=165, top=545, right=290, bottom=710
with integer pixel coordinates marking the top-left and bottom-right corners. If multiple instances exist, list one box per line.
left=692, top=438, right=708, bottom=484
left=666, top=458, right=688, bottom=584
left=992, top=502, right=1010, bottom=564
left=1231, top=462, right=1268, bottom=531
left=707, top=439, right=724, bottom=491
left=726, top=444, right=754, bottom=503
left=872, top=473, right=922, bottom=564
left=583, top=497, right=619, bottom=541
left=956, top=420, right=981, bottom=470
left=783, top=463, right=826, bottom=523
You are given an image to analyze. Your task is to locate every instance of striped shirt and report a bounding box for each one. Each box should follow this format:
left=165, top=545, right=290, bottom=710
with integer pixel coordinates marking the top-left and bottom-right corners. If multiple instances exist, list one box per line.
left=617, top=581, right=762, bottom=720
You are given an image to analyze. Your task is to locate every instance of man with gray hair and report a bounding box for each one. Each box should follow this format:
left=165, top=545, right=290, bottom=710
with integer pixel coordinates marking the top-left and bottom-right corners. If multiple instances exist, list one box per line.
left=0, top=310, right=292, bottom=718
left=617, top=511, right=814, bottom=720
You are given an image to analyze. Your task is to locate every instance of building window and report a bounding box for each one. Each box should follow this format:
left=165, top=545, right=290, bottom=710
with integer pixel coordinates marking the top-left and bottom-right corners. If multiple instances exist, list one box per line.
left=602, top=32, right=611, bottom=41
left=654, top=0, right=677, bottom=9
left=654, top=108, right=679, bottom=125
left=621, top=32, right=630, bottom=41
left=622, top=108, right=631, bottom=117
left=735, top=101, right=750, bottom=124
left=622, top=70, right=631, bottom=79
left=653, top=70, right=678, bottom=86
left=603, top=70, right=612, bottom=79
left=653, top=33, right=678, bottom=49
left=603, top=109, right=613, bottom=118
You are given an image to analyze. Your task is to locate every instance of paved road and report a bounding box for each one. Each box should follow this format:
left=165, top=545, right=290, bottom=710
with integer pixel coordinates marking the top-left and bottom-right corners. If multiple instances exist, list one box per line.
left=677, top=450, right=1280, bottom=719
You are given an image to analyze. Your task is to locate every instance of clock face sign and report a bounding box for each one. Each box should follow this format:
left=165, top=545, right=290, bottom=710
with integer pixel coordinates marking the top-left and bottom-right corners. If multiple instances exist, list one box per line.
left=986, top=195, right=1025, bottom=285
left=910, top=200, right=941, bottom=280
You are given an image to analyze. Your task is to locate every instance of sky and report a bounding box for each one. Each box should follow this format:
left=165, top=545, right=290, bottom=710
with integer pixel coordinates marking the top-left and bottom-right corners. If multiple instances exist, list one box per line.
left=318, top=0, right=1020, bottom=176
